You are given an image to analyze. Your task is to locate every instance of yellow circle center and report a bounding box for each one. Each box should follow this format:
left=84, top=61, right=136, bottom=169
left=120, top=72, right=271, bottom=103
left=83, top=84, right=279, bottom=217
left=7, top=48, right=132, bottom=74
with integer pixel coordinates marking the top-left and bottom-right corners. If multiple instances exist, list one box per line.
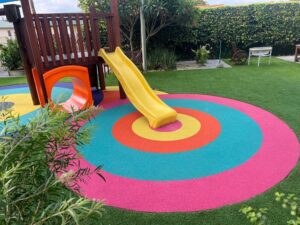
left=132, top=113, right=201, bottom=141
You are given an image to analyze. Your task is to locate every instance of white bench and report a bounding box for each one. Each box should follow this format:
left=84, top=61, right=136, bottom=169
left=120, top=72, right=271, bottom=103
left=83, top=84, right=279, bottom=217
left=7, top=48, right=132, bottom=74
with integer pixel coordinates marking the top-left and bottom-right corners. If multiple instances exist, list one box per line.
left=248, top=47, right=272, bottom=67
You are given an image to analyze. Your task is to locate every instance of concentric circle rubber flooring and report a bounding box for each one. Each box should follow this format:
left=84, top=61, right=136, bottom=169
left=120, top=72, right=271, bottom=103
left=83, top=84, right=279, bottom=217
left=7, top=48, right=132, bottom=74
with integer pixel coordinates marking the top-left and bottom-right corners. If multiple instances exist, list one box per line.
left=76, top=93, right=299, bottom=212
left=1, top=85, right=299, bottom=212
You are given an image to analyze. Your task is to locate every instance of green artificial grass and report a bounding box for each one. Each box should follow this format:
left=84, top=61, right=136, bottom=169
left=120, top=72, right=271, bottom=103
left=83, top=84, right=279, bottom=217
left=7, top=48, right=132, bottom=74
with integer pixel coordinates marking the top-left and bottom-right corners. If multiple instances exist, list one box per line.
left=0, top=76, right=27, bottom=86
left=2, top=57, right=300, bottom=224
left=0, top=76, right=71, bottom=87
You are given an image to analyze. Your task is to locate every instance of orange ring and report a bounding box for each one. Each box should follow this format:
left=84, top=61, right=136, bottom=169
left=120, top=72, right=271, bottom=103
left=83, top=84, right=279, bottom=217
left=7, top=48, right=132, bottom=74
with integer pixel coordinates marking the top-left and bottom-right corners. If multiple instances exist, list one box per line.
left=113, top=108, right=221, bottom=153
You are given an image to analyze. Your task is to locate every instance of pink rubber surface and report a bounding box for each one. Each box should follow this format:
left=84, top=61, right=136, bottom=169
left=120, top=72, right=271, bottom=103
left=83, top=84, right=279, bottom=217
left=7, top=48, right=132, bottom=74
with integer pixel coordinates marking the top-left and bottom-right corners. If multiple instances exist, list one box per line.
left=153, top=120, right=182, bottom=132
left=68, top=94, right=300, bottom=212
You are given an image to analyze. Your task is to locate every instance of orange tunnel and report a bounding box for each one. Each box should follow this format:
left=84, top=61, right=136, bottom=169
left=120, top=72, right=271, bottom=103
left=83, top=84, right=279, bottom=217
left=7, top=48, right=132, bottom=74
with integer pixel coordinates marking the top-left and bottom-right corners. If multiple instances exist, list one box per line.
left=32, top=66, right=93, bottom=112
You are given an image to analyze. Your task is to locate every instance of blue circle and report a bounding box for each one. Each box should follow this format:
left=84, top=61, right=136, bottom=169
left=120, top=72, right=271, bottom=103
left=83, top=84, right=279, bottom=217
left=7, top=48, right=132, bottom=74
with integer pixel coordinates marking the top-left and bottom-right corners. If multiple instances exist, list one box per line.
left=79, top=99, right=263, bottom=181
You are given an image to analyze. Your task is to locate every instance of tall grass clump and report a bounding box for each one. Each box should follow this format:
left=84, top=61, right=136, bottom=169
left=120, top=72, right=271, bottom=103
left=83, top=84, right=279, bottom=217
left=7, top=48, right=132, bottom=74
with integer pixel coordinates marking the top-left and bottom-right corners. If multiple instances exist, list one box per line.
left=147, top=49, right=177, bottom=71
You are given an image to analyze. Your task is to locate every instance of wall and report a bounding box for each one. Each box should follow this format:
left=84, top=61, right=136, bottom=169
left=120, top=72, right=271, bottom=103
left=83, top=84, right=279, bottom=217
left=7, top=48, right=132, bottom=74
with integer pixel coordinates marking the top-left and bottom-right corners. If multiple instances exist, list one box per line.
left=0, top=28, right=15, bottom=45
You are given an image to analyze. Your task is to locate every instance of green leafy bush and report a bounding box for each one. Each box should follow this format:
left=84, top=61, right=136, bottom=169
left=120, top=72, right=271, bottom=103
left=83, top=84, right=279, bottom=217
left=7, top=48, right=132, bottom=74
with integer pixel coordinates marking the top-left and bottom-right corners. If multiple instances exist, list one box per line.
left=0, top=102, right=104, bottom=225
left=192, top=45, right=210, bottom=64
left=0, top=39, right=22, bottom=71
left=147, top=49, right=177, bottom=70
left=151, top=3, right=300, bottom=59
left=196, top=3, right=300, bottom=56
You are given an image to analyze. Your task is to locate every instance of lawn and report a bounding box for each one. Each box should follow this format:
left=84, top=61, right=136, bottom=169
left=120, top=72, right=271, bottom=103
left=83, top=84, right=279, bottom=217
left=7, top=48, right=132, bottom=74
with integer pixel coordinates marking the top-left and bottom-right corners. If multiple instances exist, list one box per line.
left=0, top=76, right=28, bottom=86
left=0, top=76, right=72, bottom=87
left=1, top=57, right=300, bottom=224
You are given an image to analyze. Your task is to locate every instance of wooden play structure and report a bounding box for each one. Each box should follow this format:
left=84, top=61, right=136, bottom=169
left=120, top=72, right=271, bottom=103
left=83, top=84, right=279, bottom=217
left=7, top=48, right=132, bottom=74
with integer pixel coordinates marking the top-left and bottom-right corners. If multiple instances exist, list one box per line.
left=0, top=0, right=125, bottom=106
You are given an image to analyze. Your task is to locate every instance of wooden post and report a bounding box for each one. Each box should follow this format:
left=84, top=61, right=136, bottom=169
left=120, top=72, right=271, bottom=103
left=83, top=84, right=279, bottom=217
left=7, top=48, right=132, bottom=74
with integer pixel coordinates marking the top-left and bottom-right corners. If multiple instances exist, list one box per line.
left=20, top=0, right=48, bottom=104
left=29, top=0, right=36, bottom=14
left=97, top=63, right=106, bottom=90
left=110, top=0, right=126, bottom=99
left=90, top=6, right=105, bottom=90
left=110, top=0, right=121, bottom=47
left=3, top=4, right=40, bottom=105
left=294, top=45, right=300, bottom=62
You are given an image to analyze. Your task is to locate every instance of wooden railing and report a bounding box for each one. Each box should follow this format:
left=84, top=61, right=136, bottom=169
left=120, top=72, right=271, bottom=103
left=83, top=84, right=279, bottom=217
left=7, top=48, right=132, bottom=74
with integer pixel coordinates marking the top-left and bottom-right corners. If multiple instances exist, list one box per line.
left=32, top=12, right=114, bottom=70
left=1, top=0, right=122, bottom=105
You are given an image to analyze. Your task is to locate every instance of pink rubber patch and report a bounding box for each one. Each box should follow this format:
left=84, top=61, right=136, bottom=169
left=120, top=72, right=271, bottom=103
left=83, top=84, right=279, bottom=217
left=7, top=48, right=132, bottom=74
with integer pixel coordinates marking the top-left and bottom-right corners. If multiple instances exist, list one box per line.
left=153, top=120, right=182, bottom=132
left=66, top=94, right=299, bottom=212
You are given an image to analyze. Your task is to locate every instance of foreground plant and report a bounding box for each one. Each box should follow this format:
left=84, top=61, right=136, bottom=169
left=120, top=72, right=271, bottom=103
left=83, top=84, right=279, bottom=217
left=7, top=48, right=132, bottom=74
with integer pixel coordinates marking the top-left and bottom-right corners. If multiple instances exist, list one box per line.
left=0, top=104, right=104, bottom=225
left=240, top=192, right=300, bottom=225
left=275, top=192, right=300, bottom=225
left=239, top=206, right=268, bottom=225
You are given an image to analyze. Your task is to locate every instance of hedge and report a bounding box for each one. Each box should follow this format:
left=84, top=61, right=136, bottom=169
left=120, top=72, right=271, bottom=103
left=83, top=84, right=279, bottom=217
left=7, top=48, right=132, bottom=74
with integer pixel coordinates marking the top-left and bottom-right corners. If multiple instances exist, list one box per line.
left=149, top=3, right=300, bottom=59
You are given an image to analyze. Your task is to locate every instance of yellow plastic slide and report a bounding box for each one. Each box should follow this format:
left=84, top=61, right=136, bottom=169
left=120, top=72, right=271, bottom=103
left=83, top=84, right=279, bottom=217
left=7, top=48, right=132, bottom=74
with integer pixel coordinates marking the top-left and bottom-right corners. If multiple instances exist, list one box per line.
left=98, top=47, right=177, bottom=128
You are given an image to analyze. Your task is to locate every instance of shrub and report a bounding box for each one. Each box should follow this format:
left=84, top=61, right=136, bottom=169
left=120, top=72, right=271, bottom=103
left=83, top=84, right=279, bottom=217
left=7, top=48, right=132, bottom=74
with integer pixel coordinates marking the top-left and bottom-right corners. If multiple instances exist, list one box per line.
left=147, top=49, right=177, bottom=70
left=0, top=39, right=22, bottom=71
left=147, top=21, right=199, bottom=61
left=192, top=45, right=210, bottom=64
left=0, top=102, right=104, bottom=225
left=151, top=3, right=300, bottom=59
left=196, top=3, right=300, bottom=56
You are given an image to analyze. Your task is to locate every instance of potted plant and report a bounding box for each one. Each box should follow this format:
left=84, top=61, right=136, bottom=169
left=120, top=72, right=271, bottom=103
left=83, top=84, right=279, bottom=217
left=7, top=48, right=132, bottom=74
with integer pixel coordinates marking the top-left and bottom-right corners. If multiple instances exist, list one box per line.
left=0, top=39, right=23, bottom=76
left=192, top=45, right=210, bottom=65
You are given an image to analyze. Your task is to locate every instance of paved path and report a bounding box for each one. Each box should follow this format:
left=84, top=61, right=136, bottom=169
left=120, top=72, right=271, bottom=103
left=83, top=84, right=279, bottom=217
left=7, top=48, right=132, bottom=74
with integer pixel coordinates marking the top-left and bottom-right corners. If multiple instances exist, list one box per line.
left=277, top=55, right=297, bottom=63
left=0, top=67, right=9, bottom=77
left=0, top=67, right=26, bottom=77
left=176, top=60, right=231, bottom=71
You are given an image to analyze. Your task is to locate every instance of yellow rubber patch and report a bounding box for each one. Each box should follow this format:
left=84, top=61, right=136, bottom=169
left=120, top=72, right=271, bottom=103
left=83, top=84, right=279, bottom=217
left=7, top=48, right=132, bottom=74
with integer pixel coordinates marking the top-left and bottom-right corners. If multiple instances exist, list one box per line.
left=132, top=113, right=201, bottom=141
left=0, top=94, right=40, bottom=121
